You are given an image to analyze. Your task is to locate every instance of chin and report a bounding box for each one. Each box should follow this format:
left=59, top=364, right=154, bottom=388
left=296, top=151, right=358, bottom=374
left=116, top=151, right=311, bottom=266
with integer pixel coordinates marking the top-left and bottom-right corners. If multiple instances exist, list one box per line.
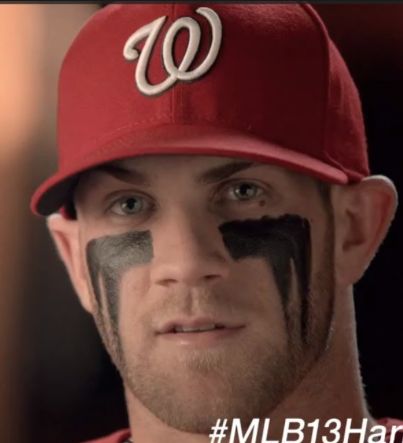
left=123, top=346, right=297, bottom=434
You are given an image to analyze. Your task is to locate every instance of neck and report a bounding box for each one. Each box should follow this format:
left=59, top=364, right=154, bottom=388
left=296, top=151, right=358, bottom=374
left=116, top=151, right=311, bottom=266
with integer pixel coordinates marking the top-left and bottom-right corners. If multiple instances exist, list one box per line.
left=124, top=288, right=374, bottom=443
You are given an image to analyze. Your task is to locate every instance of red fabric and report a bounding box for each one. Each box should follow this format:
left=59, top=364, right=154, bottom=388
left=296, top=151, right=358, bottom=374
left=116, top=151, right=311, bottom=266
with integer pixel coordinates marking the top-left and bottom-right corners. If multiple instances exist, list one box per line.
left=31, top=3, right=368, bottom=216
left=81, top=428, right=130, bottom=443
left=378, top=418, right=403, bottom=443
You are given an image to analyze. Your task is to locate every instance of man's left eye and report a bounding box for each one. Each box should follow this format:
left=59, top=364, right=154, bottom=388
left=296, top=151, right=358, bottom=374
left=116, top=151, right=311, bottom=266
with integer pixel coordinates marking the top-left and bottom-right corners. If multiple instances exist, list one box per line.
left=226, top=182, right=263, bottom=201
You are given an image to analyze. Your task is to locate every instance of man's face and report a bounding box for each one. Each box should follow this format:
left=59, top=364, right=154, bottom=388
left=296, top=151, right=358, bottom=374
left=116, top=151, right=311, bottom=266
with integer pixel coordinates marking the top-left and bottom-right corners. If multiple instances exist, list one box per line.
left=74, top=154, right=335, bottom=433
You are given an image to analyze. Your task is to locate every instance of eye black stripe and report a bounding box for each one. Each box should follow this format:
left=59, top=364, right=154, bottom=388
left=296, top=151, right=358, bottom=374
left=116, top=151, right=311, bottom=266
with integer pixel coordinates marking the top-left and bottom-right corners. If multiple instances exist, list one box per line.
left=219, top=214, right=311, bottom=343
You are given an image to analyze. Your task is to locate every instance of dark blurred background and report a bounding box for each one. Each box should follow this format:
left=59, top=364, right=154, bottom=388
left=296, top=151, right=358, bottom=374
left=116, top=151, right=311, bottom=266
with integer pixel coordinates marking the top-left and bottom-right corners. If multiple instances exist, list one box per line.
left=0, top=3, right=402, bottom=443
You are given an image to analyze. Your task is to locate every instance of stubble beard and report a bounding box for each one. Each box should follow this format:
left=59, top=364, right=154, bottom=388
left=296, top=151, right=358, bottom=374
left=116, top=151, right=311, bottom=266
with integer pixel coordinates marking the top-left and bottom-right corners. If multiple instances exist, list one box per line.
left=97, top=293, right=333, bottom=435
left=92, top=276, right=335, bottom=435
left=121, top=333, right=299, bottom=434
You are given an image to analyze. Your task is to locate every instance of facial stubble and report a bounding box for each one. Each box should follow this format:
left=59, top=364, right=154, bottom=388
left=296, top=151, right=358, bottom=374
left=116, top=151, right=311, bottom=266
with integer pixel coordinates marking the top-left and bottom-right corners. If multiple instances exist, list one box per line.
left=85, top=213, right=335, bottom=433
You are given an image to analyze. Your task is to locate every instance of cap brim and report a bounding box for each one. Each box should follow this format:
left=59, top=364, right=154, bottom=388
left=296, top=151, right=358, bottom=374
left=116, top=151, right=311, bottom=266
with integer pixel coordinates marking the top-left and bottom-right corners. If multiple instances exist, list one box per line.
left=31, top=124, right=348, bottom=216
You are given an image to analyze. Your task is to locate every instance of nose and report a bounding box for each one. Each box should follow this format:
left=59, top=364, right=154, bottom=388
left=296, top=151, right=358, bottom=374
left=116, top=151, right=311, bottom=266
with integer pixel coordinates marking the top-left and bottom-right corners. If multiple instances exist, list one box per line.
left=150, top=210, right=231, bottom=288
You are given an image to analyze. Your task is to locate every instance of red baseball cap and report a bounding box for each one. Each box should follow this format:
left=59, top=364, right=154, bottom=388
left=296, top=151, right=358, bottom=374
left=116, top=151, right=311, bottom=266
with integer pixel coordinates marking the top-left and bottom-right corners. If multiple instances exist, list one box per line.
left=31, top=3, right=369, bottom=216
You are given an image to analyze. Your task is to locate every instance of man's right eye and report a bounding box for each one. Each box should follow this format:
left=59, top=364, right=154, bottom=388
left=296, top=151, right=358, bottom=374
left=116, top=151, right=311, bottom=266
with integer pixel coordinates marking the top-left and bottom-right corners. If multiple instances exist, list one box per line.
left=108, top=196, right=147, bottom=216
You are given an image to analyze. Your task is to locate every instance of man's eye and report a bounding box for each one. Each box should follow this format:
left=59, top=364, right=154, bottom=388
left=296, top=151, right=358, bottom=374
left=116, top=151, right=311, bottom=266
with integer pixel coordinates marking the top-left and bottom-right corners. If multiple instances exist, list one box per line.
left=109, top=196, right=146, bottom=216
left=226, top=182, right=263, bottom=201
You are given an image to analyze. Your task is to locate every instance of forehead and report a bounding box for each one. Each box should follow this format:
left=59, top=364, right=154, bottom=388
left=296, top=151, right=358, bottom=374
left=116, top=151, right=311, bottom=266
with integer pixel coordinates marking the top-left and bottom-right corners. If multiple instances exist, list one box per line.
left=114, top=154, right=255, bottom=176
left=84, top=154, right=314, bottom=188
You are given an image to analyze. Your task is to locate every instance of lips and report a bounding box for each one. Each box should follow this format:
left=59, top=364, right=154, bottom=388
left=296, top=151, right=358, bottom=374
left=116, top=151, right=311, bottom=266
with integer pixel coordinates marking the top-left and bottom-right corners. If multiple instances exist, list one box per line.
left=157, top=318, right=240, bottom=335
left=173, top=323, right=225, bottom=333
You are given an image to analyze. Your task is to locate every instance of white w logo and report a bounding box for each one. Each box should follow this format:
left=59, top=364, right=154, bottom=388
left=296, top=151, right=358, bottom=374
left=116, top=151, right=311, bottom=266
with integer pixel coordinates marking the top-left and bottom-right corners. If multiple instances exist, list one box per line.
left=123, top=7, right=222, bottom=96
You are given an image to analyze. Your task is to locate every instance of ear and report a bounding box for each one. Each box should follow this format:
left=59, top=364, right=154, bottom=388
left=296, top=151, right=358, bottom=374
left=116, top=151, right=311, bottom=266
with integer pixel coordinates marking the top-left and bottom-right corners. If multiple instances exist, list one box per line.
left=47, top=213, right=94, bottom=314
left=333, top=176, right=398, bottom=287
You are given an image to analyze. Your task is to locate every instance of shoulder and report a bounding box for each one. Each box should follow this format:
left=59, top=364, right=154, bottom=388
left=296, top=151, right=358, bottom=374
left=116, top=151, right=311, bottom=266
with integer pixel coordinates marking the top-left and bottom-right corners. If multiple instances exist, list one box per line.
left=80, top=428, right=131, bottom=443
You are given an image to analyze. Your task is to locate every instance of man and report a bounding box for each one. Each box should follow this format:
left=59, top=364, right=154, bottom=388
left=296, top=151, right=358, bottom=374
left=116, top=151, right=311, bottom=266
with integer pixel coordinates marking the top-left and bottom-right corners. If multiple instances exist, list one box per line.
left=31, top=3, right=401, bottom=443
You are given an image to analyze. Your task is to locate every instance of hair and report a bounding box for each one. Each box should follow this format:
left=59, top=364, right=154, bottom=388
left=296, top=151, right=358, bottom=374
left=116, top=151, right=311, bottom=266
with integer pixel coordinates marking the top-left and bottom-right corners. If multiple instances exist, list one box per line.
left=63, top=198, right=77, bottom=219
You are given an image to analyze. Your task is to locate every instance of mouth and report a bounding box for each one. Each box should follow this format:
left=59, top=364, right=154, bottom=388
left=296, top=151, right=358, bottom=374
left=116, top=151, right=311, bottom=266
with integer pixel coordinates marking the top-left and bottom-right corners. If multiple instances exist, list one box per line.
left=157, top=317, right=240, bottom=334
left=166, top=323, right=226, bottom=334
left=156, top=318, right=245, bottom=346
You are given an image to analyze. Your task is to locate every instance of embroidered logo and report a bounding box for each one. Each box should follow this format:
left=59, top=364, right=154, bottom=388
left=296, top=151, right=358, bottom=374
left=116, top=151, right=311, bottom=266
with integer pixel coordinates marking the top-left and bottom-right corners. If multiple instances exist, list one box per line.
left=123, top=7, right=222, bottom=96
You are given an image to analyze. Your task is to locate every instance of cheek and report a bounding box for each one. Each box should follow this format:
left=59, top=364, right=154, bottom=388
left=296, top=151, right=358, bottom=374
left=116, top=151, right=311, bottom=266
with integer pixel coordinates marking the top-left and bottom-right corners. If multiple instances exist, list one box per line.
left=226, top=258, right=286, bottom=315
left=118, top=268, right=152, bottom=335
left=309, top=216, right=334, bottom=280
left=219, top=214, right=314, bottom=342
left=230, top=258, right=289, bottom=347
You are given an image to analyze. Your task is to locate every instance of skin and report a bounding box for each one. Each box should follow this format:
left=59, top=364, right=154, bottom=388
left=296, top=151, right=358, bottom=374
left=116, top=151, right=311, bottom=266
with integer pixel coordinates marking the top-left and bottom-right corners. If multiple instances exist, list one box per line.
left=48, top=154, right=397, bottom=443
left=219, top=214, right=313, bottom=342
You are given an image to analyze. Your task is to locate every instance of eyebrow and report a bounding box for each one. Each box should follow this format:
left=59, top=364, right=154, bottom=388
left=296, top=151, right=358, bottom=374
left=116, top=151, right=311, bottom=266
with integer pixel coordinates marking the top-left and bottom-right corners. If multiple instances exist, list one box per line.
left=95, top=164, right=152, bottom=186
left=197, top=160, right=256, bottom=184
left=94, top=160, right=258, bottom=187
